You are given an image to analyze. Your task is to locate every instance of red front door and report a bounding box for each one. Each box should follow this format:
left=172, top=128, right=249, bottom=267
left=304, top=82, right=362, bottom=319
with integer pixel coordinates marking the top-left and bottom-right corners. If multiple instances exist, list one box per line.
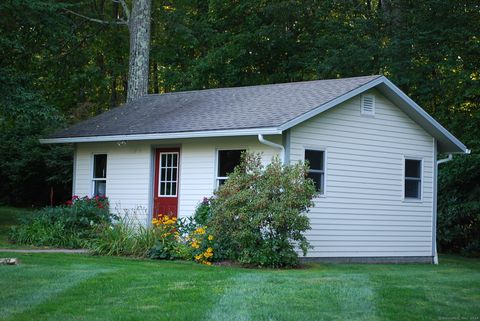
left=153, top=148, right=180, bottom=218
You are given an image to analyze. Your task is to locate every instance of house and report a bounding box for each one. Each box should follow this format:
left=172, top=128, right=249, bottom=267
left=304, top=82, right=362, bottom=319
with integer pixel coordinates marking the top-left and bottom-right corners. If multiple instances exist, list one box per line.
left=41, top=75, right=469, bottom=263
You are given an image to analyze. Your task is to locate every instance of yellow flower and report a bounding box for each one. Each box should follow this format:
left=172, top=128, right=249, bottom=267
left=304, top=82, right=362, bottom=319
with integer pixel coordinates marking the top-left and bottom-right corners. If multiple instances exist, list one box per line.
left=208, top=235, right=214, bottom=241
left=195, top=227, right=206, bottom=235
left=206, top=247, right=213, bottom=253
left=204, top=261, right=212, bottom=266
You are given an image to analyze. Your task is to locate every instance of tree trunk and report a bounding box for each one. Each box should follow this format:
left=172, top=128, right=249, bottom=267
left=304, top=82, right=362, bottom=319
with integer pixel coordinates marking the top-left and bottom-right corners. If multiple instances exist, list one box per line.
left=127, top=0, right=152, bottom=103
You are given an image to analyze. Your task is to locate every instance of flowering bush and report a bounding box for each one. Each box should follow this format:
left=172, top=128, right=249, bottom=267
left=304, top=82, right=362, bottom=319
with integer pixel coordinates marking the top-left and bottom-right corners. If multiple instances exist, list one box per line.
left=149, top=215, right=184, bottom=260
left=188, top=226, right=215, bottom=265
left=210, top=153, right=316, bottom=267
left=10, top=195, right=115, bottom=248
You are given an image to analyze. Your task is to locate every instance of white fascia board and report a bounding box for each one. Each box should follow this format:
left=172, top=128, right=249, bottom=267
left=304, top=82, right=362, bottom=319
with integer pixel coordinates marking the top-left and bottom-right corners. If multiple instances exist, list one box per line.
left=379, top=77, right=467, bottom=153
left=278, top=76, right=385, bottom=131
left=40, top=127, right=282, bottom=144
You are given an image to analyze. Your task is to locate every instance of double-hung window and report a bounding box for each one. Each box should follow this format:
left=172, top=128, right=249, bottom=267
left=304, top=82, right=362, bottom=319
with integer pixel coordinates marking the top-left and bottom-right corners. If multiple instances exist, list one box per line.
left=216, top=149, right=245, bottom=186
left=404, top=158, right=422, bottom=200
left=305, top=149, right=325, bottom=195
left=92, top=154, right=107, bottom=197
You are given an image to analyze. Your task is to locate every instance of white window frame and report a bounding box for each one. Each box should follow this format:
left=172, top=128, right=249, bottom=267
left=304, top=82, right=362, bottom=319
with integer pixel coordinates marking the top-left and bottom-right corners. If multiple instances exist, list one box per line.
left=158, top=151, right=179, bottom=198
left=215, top=148, right=246, bottom=188
left=360, top=94, right=376, bottom=116
left=303, top=147, right=327, bottom=197
left=91, top=153, right=107, bottom=197
left=402, top=156, right=423, bottom=202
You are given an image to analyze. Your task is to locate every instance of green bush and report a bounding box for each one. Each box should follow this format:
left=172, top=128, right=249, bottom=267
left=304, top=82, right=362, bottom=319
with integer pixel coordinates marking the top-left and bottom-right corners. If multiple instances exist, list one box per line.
left=9, top=196, right=114, bottom=248
left=209, top=153, right=316, bottom=267
left=438, top=154, right=480, bottom=256
left=193, top=197, right=213, bottom=226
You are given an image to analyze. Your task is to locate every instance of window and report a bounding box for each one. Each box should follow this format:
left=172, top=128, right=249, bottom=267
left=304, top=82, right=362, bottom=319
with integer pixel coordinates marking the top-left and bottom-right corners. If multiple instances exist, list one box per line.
left=92, top=154, right=107, bottom=197
left=404, top=159, right=422, bottom=199
left=305, top=149, right=325, bottom=194
left=159, top=152, right=178, bottom=197
left=216, top=149, right=245, bottom=186
left=361, top=94, right=375, bottom=116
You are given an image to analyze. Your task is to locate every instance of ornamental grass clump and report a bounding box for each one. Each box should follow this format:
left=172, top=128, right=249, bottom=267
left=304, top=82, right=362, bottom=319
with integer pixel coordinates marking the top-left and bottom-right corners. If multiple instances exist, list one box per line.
left=209, top=153, right=317, bottom=268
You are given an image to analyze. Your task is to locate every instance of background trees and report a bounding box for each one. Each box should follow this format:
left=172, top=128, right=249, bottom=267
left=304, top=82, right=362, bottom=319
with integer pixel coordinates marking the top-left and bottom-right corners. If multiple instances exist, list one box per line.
left=0, top=0, right=478, bottom=252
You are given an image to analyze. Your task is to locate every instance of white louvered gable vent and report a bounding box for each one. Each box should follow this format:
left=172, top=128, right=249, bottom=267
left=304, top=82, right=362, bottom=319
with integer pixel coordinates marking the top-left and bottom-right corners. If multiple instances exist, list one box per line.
left=361, top=94, right=375, bottom=116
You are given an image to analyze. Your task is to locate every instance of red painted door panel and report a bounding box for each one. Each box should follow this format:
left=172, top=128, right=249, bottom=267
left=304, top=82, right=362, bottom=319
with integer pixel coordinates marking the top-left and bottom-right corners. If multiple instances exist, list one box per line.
left=153, top=148, right=179, bottom=218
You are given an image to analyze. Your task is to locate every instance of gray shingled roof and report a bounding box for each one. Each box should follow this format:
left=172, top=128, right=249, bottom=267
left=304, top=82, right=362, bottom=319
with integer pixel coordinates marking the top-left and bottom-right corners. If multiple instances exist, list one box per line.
left=49, top=75, right=381, bottom=139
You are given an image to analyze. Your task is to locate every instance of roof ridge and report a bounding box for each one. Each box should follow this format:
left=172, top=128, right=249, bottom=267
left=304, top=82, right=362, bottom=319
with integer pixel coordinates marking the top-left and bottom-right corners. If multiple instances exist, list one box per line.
left=146, top=74, right=383, bottom=98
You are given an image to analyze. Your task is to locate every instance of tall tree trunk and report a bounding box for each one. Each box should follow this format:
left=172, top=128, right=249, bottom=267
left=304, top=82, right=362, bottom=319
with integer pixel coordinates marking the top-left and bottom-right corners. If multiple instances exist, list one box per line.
left=127, top=0, right=152, bottom=103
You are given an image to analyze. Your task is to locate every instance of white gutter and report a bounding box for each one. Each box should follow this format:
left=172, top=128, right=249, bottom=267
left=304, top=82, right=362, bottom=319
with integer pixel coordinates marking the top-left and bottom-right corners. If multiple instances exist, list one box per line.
left=40, top=127, right=282, bottom=144
left=437, top=154, right=453, bottom=165
left=433, top=152, right=458, bottom=264
left=258, top=134, right=285, bottom=164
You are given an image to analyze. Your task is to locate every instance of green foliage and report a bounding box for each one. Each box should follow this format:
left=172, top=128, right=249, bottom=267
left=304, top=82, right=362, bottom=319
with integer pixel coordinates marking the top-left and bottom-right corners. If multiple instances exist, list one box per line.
left=437, top=154, right=480, bottom=256
left=85, top=218, right=157, bottom=257
left=193, top=197, right=213, bottom=226
left=210, top=153, right=316, bottom=267
left=9, top=196, right=114, bottom=248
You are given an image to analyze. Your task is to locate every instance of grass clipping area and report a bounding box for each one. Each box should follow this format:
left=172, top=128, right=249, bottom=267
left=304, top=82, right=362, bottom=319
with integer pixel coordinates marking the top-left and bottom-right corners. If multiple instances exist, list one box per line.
left=0, top=253, right=479, bottom=321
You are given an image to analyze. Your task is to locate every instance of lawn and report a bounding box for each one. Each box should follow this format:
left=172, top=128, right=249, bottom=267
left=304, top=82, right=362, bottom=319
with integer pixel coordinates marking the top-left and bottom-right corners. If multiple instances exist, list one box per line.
left=0, top=253, right=479, bottom=321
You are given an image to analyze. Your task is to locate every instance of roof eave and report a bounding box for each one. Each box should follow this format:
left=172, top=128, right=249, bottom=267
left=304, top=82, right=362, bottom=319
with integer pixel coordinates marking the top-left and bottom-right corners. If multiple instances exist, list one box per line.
left=39, top=127, right=283, bottom=144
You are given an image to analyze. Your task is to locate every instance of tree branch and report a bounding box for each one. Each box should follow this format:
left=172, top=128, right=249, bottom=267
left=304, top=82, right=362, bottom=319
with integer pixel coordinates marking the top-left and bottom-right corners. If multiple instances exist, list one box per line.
left=64, top=9, right=128, bottom=25
left=114, top=0, right=130, bottom=21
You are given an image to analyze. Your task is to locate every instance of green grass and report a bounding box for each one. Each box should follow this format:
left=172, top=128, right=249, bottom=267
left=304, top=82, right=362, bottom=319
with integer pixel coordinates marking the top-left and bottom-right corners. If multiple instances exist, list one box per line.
left=0, top=206, right=33, bottom=248
left=0, top=253, right=478, bottom=321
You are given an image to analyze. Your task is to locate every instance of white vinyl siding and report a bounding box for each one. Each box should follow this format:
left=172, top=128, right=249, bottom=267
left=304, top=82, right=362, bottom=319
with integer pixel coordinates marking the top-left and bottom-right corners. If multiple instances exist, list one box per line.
left=73, top=136, right=281, bottom=224
left=289, top=88, right=434, bottom=258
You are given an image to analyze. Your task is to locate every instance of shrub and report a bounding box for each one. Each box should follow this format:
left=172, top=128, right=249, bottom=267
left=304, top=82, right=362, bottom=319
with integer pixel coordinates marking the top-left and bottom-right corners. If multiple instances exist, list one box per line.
left=193, top=197, right=213, bottom=226
left=9, top=195, right=114, bottom=248
left=209, top=153, right=316, bottom=267
left=437, top=154, right=480, bottom=256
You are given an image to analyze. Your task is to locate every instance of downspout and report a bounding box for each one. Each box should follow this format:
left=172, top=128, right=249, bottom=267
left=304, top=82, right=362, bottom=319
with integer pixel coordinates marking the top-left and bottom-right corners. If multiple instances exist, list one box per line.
left=258, top=134, right=285, bottom=164
left=433, top=153, right=453, bottom=265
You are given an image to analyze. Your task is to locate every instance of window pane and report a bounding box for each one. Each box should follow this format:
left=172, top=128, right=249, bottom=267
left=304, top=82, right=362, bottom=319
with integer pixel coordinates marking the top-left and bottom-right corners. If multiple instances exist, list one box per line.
left=405, top=179, right=420, bottom=198
left=405, top=159, right=421, bottom=178
left=166, top=168, right=172, bottom=181
left=161, top=154, right=167, bottom=167
left=218, top=150, right=245, bottom=177
left=305, top=150, right=324, bottom=170
left=172, top=153, right=177, bottom=167
left=160, top=182, right=166, bottom=195
left=307, top=172, right=324, bottom=193
left=172, top=182, right=177, bottom=195
left=161, top=168, right=166, bottom=181
left=94, top=180, right=106, bottom=197
left=218, top=179, right=226, bottom=186
left=94, top=154, right=107, bottom=178
left=172, top=168, right=177, bottom=181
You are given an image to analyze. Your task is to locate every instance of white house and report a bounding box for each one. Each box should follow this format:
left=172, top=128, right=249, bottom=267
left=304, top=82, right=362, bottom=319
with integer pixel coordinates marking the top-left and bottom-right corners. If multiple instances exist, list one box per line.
left=41, top=75, right=469, bottom=263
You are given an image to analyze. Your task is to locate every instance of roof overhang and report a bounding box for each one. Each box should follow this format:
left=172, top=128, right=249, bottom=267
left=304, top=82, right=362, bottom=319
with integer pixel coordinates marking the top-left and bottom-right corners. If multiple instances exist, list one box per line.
left=42, top=76, right=468, bottom=154
left=39, top=127, right=282, bottom=144
left=278, top=76, right=468, bottom=154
